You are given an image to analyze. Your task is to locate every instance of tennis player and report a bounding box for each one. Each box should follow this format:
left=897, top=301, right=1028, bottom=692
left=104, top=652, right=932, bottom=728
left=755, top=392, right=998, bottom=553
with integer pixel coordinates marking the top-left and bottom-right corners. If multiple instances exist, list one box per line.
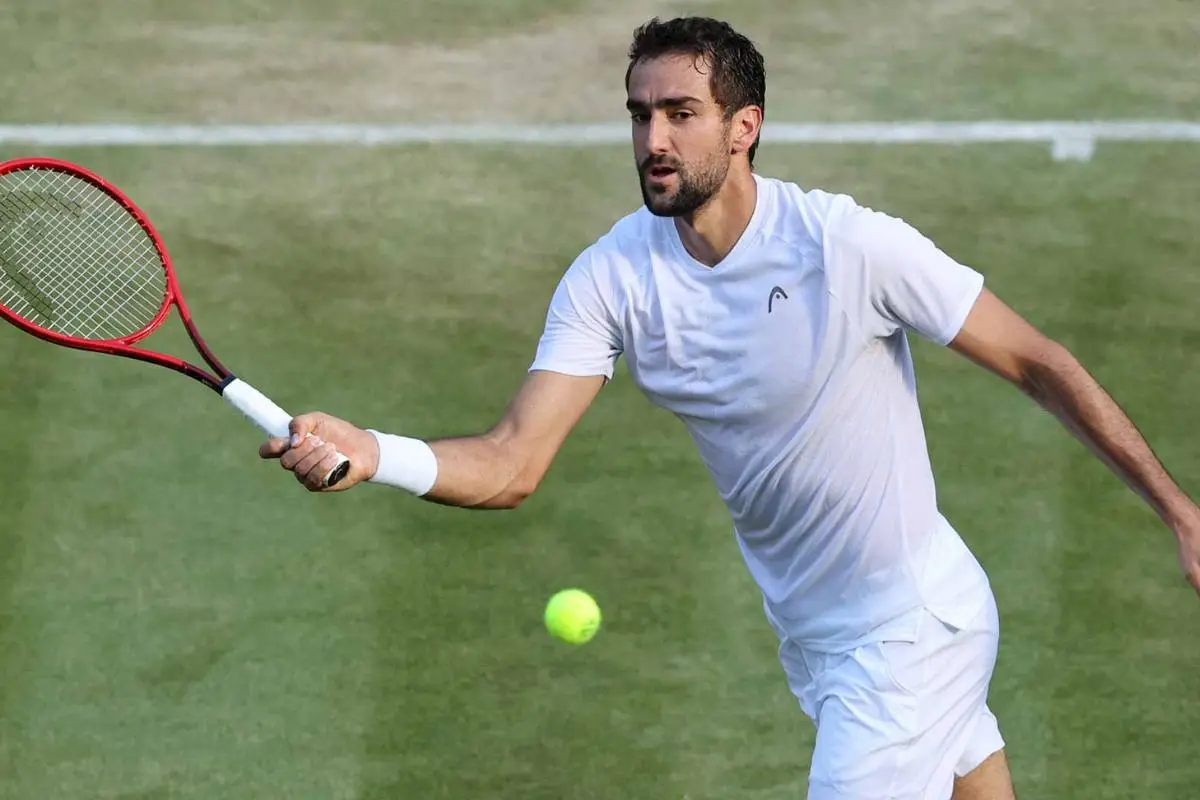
left=259, top=16, right=1200, bottom=799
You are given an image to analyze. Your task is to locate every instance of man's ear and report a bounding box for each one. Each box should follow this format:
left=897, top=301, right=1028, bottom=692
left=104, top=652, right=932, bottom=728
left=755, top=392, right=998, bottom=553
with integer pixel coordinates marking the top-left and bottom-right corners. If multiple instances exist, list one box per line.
left=730, top=105, right=763, bottom=156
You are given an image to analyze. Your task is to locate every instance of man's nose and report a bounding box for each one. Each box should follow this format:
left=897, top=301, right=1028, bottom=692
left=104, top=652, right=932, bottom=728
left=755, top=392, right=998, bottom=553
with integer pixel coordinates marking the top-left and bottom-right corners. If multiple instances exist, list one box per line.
left=646, top=115, right=671, bottom=156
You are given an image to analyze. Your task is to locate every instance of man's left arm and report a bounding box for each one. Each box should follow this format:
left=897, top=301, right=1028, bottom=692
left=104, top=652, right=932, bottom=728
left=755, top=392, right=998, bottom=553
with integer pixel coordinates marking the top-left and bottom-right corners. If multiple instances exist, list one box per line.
left=948, top=287, right=1200, bottom=594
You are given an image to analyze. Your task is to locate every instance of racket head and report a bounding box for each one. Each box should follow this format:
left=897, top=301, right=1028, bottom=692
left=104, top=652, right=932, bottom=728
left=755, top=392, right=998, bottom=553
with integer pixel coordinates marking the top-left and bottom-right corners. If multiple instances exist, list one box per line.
left=0, top=158, right=351, bottom=487
left=0, top=157, right=182, bottom=348
left=0, top=157, right=231, bottom=388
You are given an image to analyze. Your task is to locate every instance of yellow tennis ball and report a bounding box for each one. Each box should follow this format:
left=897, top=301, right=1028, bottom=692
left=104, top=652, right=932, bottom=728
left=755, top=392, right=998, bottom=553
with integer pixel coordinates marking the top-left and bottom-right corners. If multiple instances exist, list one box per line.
left=544, top=588, right=601, bottom=645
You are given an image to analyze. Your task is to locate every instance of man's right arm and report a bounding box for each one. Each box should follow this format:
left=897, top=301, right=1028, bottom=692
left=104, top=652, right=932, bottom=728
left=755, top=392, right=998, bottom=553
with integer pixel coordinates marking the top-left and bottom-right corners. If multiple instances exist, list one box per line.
left=267, top=242, right=622, bottom=501
left=260, top=368, right=606, bottom=507
left=417, top=369, right=606, bottom=509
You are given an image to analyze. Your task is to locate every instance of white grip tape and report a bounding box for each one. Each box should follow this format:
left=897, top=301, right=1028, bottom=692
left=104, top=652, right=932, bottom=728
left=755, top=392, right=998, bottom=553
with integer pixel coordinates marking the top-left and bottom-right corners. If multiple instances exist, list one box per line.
left=222, top=378, right=291, bottom=438
left=222, top=378, right=350, bottom=486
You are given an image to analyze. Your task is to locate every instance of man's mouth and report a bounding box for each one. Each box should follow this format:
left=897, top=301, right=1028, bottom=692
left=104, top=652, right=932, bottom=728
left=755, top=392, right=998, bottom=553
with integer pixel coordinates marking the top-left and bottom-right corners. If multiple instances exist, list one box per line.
left=647, top=165, right=677, bottom=180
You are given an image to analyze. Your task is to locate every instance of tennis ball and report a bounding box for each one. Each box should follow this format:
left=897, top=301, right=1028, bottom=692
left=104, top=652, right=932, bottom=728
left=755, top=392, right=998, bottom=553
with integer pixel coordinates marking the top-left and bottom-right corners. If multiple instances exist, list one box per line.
left=544, top=588, right=601, bottom=645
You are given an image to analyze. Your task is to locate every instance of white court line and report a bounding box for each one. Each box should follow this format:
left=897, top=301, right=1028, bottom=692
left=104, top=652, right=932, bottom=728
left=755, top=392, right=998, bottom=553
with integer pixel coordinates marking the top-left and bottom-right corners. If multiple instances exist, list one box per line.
left=1, top=121, right=1199, bottom=161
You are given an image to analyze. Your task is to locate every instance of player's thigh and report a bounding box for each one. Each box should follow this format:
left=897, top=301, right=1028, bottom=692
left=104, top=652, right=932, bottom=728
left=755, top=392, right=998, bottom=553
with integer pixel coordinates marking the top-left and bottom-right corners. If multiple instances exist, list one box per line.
left=952, top=749, right=1016, bottom=800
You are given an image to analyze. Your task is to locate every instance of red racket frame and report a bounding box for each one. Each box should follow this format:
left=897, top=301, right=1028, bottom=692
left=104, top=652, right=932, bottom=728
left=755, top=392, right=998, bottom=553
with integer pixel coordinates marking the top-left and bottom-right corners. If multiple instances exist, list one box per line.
left=0, top=156, right=233, bottom=392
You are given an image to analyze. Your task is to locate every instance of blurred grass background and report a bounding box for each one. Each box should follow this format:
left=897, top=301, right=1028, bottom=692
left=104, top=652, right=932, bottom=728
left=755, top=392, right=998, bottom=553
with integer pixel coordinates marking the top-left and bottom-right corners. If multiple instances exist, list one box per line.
left=0, top=2, right=1198, bottom=797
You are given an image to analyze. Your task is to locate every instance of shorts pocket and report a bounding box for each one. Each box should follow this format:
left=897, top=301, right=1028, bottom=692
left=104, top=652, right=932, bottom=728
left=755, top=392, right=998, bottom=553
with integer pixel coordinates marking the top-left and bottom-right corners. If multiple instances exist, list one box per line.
left=872, top=611, right=960, bottom=698
left=871, top=639, right=924, bottom=698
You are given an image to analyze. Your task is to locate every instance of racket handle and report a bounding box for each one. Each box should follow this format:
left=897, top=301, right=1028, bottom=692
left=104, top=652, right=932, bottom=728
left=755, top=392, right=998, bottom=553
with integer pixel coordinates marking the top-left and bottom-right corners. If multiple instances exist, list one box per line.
left=221, top=377, right=351, bottom=488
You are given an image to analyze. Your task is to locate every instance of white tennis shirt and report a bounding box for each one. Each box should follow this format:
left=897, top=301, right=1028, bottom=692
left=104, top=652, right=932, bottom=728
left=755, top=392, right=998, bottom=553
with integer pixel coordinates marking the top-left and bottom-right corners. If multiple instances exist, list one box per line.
left=529, top=173, right=992, bottom=652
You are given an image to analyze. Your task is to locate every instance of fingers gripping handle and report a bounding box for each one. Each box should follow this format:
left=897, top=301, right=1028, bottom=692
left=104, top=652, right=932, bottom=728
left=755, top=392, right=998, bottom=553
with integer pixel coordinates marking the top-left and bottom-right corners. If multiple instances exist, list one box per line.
left=221, top=378, right=350, bottom=488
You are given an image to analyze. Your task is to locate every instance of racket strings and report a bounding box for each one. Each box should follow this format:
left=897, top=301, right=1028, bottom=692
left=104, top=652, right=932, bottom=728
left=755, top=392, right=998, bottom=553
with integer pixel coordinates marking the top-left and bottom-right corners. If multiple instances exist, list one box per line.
left=24, top=199, right=150, bottom=335
left=1, top=178, right=161, bottom=338
left=4, top=172, right=164, bottom=337
left=0, top=168, right=167, bottom=340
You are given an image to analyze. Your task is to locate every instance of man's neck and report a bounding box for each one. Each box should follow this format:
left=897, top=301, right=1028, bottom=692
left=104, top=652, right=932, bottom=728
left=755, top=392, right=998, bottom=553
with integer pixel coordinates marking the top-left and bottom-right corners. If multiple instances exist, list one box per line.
left=673, top=168, right=758, bottom=268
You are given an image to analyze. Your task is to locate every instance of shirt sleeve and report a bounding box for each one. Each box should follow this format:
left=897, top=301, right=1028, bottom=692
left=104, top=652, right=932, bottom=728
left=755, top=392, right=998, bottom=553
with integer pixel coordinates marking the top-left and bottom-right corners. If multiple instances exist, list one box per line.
left=528, top=249, right=623, bottom=380
left=825, top=205, right=984, bottom=346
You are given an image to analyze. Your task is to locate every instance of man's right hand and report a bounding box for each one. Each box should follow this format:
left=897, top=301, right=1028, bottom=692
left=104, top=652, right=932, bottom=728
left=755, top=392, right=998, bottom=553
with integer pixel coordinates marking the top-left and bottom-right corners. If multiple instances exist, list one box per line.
left=259, top=412, right=381, bottom=492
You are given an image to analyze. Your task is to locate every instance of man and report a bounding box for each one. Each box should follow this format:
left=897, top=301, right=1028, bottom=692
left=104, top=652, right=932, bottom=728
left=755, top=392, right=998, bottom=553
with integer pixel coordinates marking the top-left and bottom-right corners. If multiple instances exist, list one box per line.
left=260, top=16, right=1200, bottom=799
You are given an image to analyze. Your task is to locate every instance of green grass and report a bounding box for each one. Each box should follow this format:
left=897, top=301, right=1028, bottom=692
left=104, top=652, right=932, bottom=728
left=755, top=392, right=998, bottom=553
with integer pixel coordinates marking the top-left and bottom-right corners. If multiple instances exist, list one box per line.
left=0, top=0, right=593, bottom=123
left=2, top=0, right=1200, bottom=796
left=0, top=141, right=1197, bottom=799
left=1, top=0, right=586, bottom=45
left=707, top=0, right=1200, bottom=120
left=5, top=0, right=1197, bottom=124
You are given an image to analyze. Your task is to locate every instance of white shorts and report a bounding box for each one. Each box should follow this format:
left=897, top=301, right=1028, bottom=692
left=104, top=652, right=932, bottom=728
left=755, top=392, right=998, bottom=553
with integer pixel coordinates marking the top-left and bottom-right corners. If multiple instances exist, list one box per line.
left=772, top=593, right=1005, bottom=799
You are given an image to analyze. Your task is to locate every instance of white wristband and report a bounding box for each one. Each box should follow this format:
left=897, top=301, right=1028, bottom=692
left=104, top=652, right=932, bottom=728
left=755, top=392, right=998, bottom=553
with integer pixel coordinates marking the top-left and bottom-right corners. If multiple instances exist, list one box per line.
left=367, top=430, right=439, bottom=496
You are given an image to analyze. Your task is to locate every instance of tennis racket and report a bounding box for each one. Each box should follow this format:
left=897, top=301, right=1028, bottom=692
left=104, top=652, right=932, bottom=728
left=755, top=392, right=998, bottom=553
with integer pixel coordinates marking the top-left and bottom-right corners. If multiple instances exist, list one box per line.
left=0, top=156, right=350, bottom=488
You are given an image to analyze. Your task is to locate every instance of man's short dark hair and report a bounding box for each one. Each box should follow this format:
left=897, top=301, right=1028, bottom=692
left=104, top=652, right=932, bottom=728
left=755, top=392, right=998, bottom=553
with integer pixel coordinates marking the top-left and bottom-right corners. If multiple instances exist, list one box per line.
left=625, top=16, right=767, bottom=164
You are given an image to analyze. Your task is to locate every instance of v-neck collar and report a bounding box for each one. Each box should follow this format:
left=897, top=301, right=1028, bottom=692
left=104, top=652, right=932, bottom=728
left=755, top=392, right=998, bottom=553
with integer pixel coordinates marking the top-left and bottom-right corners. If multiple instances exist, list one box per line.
left=662, top=173, right=767, bottom=275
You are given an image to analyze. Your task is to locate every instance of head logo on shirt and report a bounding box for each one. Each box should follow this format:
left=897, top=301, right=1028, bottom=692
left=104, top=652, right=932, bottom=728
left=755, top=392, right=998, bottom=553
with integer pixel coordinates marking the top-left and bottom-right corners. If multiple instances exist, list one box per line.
left=768, top=286, right=788, bottom=313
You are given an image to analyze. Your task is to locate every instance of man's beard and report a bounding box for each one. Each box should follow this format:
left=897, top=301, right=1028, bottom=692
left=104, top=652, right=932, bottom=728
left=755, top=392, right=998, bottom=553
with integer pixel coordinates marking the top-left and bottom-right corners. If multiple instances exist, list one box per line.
left=637, top=150, right=730, bottom=217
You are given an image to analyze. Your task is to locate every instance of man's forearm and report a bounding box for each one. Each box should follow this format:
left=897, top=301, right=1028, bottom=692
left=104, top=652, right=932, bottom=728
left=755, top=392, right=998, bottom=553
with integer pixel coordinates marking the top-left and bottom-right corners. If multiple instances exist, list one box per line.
left=425, top=434, right=533, bottom=509
left=1021, top=344, right=1192, bottom=527
left=370, top=429, right=530, bottom=509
